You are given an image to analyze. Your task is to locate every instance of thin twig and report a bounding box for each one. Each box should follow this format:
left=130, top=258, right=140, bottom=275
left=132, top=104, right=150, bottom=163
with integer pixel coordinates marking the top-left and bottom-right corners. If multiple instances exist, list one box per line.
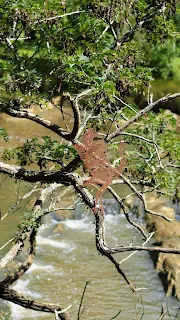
left=0, top=238, right=14, bottom=252
left=96, top=25, right=109, bottom=43
left=109, top=309, right=121, bottom=319
left=121, top=132, right=162, bottom=148
left=107, top=186, right=147, bottom=239
left=174, top=308, right=180, bottom=320
left=114, top=95, right=137, bottom=114
left=77, top=281, right=90, bottom=320
left=34, top=11, right=85, bottom=24
left=158, top=305, right=167, bottom=320
left=106, top=93, right=180, bottom=142
left=119, top=232, right=155, bottom=265
left=120, top=173, right=173, bottom=222
left=1, top=183, right=40, bottom=221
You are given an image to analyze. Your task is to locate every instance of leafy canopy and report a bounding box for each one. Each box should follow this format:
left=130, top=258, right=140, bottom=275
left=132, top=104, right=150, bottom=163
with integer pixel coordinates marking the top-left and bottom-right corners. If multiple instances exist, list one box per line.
left=0, top=0, right=180, bottom=200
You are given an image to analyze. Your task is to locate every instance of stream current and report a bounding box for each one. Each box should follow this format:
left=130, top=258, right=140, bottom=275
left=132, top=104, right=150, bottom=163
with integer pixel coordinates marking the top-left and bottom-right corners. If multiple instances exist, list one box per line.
left=0, top=201, right=180, bottom=320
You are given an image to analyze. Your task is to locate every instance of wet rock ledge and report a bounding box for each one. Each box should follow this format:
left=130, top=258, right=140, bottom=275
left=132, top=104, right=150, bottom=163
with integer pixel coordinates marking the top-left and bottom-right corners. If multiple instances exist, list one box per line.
left=146, top=211, right=180, bottom=300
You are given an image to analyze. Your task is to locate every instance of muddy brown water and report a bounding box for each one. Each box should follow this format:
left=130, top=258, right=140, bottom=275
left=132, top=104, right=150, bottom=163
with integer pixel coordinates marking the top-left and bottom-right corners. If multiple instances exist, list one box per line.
left=0, top=108, right=180, bottom=320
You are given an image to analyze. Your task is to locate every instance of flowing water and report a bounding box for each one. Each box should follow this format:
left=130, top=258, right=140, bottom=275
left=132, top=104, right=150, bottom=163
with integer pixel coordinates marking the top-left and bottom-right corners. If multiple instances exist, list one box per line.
left=0, top=109, right=180, bottom=320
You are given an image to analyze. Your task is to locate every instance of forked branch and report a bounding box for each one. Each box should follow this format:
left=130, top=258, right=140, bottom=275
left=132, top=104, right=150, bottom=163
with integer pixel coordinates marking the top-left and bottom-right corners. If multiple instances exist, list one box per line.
left=106, top=93, right=180, bottom=142
left=2, top=92, right=80, bottom=141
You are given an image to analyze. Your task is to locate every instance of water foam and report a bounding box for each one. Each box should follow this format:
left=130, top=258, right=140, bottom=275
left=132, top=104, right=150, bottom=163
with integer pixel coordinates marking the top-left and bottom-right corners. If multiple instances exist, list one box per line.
left=105, top=213, right=122, bottom=225
left=26, top=262, right=55, bottom=274
left=63, top=217, right=94, bottom=232
left=37, top=235, right=75, bottom=252
left=12, top=279, right=42, bottom=299
left=9, top=279, right=45, bottom=319
left=9, top=302, right=47, bottom=320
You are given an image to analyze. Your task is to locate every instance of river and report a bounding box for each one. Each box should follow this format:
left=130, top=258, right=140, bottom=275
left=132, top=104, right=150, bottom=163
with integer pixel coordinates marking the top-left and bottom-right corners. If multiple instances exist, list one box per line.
left=0, top=109, right=180, bottom=320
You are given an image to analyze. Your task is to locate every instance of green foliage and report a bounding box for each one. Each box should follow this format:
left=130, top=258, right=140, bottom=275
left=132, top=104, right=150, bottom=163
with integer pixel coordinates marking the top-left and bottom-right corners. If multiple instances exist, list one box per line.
left=120, top=110, right=180, bottom=198
left=0, top=0, right=179, bottom=199
left=0, top=0, right=179, bottom=107
left=144, top=40, right=180, bottom=80
left=16, top=211, right=40, bottom=242
left=2, top=136, right=77, bottom=167
left=0, top=127, right=8, bottom=141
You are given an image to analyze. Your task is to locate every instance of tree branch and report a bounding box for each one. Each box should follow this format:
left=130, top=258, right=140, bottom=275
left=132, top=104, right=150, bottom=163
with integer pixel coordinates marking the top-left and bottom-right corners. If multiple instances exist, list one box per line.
left=0, top=183, right=61, bottom=270
left=33, top=10, right=85, bottom=24
left=0, top=161, right=81, bottom=184
left=1, top=163, right=180, bottom=292
left=2, top=93, right=80, bottom=141
left=0, top=243, right=23, bottom=270
left=120, top=173, right=173, bottom=222
left=1, top=227, right=37, bottom=287
left=0, top=183, right=71, bottom=319
left=115, top=3, right=167, bottom=48
left=69, top=174, right=180, bottom=290
left=0, top=287, right=70, bottom=319
left=107, top=186, right=147, bottom=239
left=106, top=93, right=180, bottom=142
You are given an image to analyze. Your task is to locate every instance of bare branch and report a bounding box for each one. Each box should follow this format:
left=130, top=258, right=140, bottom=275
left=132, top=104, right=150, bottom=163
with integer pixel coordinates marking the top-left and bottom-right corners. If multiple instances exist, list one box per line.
left=69, top=174, right=180, bottom=289
left=3, top=92, right=80, bottom=141
left=109, top=309, right=121, bottom=320
left=0, top=183, right=71, bottom=319
left=96, top=25, right=109, bottom=43
left=0, top=238, right=14, bottom=252
left=37, top=157, right=65, bottom=169
left=114, top=95, right=137, bottom=114
left=1, top=163, right=180, bottom=291
left=5, top=38, right=19, bottom=61
left=119, top=232, right=155, bottom=265
left=1, top=227, right=37, bottom=287
left=94, top=211, right=136, bottom=292
left=107, top=186, right=147, bottom=239
left=77, top=281, right=90, bottom=320
left=121, top=132, right=162, bottom=148
left=0, top=242, right=24, bottom=270
left=0, top=161, right=81, bottom=184
left=120, top=173, right=173, bottom=222
left=33, top=11, right=85, bottom=24
left=158, top=305, right=167, bottom=320
left=0, top=37, right=31, bottom=41
left=111, top=179, right=154, bottom=187
left=0, top=287, right=70, bottom=319
left=106, top=93, right=180, bottom=142
left=0, top=183, right=61, bottom=270
left=0, top=182, right=40, bottom=221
